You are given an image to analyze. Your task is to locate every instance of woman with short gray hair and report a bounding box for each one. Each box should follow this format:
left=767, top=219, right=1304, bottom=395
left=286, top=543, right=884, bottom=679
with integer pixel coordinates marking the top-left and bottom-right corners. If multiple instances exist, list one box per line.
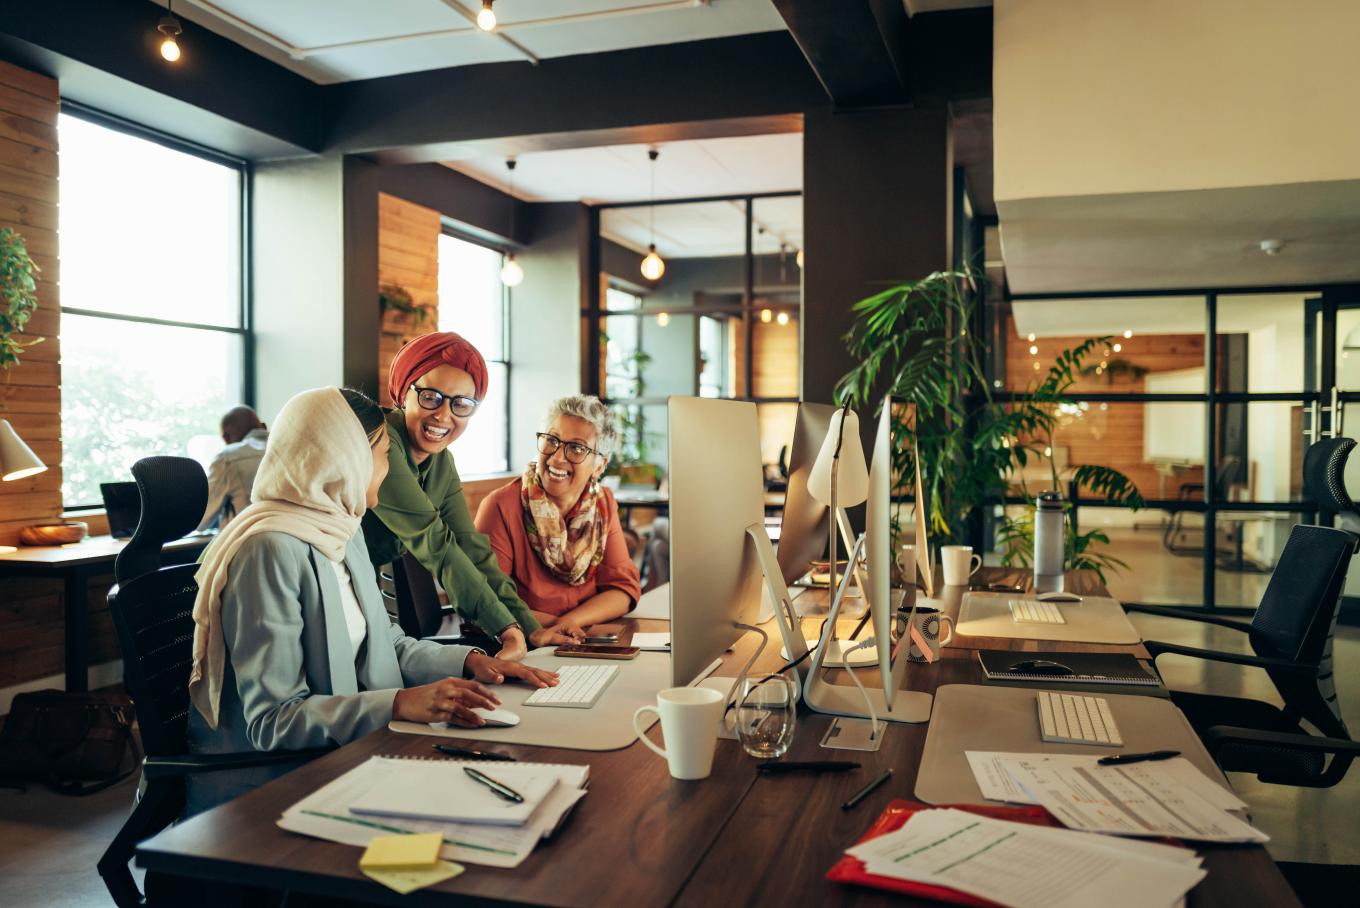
left=474, top=394, right=640, bottom=637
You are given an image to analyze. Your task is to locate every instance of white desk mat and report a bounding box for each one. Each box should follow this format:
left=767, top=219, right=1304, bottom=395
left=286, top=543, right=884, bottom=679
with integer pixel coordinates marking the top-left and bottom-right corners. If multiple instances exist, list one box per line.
left=914, top=683, right=1228, bottom=805
left=391, top=649, right=669, bottom=751
left=956, top=591, right=1141, bottom=645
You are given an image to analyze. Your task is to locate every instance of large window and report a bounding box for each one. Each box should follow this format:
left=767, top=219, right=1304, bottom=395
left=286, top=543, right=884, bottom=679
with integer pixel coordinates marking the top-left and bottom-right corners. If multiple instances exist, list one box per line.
left=437, top=232, right=509, bottom=474
left=59, top=111, right=246, bottom=507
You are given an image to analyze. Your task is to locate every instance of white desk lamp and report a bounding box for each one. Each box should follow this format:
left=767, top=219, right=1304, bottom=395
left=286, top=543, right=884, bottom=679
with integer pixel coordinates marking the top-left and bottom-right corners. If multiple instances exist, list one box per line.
left=0, top=418, right=48, bottom=553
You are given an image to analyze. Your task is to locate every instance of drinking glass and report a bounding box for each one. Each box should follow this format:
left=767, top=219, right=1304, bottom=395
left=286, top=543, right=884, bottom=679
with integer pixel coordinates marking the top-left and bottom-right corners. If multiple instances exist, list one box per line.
left=735, top=672, right=797, bottom=759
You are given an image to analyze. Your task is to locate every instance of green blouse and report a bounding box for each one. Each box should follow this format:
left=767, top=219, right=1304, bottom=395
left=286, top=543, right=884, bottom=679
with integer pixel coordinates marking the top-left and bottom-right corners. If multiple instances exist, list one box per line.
left=362, top=409, right=540, bottom=635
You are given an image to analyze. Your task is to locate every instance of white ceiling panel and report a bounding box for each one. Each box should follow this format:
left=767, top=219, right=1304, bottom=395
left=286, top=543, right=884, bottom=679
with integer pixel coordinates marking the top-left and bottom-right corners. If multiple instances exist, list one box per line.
left=601, top=195, right=801, bottom=259
left=172, top=0, right=786, bottom=83
left=444, top=132, right=802, bottom=205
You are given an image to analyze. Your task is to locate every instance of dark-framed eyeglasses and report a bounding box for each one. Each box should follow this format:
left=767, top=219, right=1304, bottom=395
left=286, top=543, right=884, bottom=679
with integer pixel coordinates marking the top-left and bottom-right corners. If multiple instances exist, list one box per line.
left=536, top=432, right=599, bottom=464
left=410, top=384, right=479, bottom=418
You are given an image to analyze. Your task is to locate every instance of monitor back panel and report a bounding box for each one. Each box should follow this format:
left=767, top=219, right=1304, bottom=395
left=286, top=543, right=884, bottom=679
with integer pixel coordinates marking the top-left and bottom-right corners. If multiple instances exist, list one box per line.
left=668, top=397, right=765, bottom=687
left=776, top=401, right=835, bottom=587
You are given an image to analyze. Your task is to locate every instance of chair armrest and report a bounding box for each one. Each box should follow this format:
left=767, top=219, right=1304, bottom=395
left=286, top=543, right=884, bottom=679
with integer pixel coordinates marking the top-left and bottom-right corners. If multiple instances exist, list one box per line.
left=421, top=634, right=466, bottom=645
left=1123, top=603, right=1252, bottom=632
left=1144, top=639, right=1318, bottom=675
left=1203, top=725, right=1360, bottom=757
left=142, top=746, right=333, bottom=780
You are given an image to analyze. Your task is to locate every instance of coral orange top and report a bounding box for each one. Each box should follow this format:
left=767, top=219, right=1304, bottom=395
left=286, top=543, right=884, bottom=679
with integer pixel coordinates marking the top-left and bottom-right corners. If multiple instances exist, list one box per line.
left=474, top=479, right=641, bottom=617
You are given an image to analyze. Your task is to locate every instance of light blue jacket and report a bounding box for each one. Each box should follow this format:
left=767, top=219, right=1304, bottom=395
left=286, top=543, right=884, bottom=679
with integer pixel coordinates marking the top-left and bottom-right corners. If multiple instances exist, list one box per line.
left=185, top=528, right=475, bottom=815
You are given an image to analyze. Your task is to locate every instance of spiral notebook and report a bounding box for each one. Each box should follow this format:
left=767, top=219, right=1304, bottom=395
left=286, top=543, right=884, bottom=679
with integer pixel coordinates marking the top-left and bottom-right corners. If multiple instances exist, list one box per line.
left=977, top=651, right=1160, bottom=686
left=349, top=757, right=569, bottom=825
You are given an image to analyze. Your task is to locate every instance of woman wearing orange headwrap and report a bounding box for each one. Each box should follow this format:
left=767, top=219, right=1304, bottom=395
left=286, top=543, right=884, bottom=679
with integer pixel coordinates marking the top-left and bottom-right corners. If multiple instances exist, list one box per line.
left=362, top=332, right=578, bottom=661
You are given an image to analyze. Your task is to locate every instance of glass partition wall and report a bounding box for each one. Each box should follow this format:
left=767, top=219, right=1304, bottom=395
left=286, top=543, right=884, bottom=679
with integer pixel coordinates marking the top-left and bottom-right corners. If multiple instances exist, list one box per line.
left=588, top=193, right=801, bottom=473
left=992, top=286, right=1360, bottom=613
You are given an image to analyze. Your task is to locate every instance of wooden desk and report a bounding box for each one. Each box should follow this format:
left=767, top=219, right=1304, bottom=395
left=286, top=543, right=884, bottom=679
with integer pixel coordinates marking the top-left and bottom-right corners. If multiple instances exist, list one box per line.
left=136, top=575, right=1299, bottom=907
left=0, top=534, right=210, bottom=691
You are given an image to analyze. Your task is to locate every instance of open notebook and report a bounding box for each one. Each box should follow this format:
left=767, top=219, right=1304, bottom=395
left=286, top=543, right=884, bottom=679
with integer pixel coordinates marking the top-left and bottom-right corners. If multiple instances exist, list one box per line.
left=349, top=757, right=573, bottom=825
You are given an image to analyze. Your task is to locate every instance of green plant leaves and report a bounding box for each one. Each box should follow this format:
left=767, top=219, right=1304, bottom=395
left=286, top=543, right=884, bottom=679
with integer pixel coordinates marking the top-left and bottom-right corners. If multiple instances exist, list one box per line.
left=0, top=226, right=42, bottom=370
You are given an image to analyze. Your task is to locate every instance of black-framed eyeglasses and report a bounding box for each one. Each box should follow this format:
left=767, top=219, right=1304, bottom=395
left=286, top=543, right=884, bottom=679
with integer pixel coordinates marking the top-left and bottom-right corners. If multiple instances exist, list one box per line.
left=410, top=384, right=480, bottom=418
left=536, top=432, right=599, bottom=464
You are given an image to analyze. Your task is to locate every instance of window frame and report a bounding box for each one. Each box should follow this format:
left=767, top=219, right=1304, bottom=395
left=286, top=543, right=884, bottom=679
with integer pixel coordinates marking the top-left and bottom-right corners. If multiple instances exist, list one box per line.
left=438, top=226, right=512, bottom=475
left=58, top=102, right=252, bottom=511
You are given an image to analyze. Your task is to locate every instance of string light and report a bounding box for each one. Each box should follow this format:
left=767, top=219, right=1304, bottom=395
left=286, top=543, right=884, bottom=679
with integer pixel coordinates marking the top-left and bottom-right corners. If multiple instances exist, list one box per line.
left=776, top=311, right=790, bottom=326
left=760, top=309, right=772, bottom=323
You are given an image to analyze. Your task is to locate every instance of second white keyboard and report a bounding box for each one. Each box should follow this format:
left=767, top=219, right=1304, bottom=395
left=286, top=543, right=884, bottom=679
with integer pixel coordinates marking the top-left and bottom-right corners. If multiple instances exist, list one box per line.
left=1009, top=598, right=1067, bottom=624
left=1036, top=691, right=1123, bottom=746
left=523, top=664, right=620, bottom=709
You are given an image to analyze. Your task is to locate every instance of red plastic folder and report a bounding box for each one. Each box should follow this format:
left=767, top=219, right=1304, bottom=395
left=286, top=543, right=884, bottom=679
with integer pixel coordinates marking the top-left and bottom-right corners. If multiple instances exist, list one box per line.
left=825, top=800, right=1063, bottom=906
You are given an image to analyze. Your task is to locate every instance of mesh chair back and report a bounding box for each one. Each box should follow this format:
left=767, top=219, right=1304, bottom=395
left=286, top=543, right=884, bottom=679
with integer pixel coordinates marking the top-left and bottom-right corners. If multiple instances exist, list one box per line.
left=1303, top=436, right=1357, bottom=514
left=1250, top=524, right=1353, bottom=737
left=392, top=552, right=444, bottom=638
left=114, top=456, right=209, bottom=584
left=108, top=566, right=199, bottom=757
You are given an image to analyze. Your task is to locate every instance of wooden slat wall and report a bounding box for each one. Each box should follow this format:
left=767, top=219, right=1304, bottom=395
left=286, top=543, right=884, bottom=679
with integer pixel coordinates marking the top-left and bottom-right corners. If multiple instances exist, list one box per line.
left=0, top=60, right=60, bottom=546
left=1004, top=316, right=1207, bottom=497
left=377, top=193, right=441, bottom=406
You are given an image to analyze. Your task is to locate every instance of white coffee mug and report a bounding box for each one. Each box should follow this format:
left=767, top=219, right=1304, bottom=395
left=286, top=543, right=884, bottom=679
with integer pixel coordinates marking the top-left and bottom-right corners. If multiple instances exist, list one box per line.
left=902, top=606, right=955, bottom=663
left=632, top=687, right=725, bottom=780
left=940, top=545, right=982, bottom=586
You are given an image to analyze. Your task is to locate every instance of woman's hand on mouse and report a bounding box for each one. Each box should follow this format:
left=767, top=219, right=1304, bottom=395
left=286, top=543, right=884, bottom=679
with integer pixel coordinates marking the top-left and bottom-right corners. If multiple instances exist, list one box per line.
left=394, top=677, right=499, bottom=726
left=466, top=652, right=559, bottom=689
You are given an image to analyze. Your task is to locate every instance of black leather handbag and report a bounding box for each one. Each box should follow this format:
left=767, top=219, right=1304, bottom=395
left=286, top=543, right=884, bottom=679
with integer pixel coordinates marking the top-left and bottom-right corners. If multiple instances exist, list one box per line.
left=0, top=689, right=141, bottom=795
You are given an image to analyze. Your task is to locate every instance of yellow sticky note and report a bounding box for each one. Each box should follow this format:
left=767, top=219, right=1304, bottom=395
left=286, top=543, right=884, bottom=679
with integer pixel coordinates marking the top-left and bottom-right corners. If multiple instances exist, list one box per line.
left=358, top=833, right=443, bottom=872
left=362, top=859, right=465, bottom=895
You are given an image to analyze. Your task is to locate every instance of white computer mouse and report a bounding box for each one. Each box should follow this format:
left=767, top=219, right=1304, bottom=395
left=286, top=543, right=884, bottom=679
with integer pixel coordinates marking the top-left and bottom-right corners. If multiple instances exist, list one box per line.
left=1036, top=591, right=1082, bottom=602
left=473, top=707, right=521, bottom=728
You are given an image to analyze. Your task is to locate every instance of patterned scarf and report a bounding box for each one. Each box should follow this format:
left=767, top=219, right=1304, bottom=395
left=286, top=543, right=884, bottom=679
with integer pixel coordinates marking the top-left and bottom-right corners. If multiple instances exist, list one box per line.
left=520, top=461, right=608, bottom=586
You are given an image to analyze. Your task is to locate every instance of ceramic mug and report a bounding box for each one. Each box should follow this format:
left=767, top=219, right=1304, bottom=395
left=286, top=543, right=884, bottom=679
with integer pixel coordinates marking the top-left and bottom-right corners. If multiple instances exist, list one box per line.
left=632, top=687, right=725, bottom=780
left=940, top=545, right=982, bottom=586
left=900, top=606, right=955, bottom=663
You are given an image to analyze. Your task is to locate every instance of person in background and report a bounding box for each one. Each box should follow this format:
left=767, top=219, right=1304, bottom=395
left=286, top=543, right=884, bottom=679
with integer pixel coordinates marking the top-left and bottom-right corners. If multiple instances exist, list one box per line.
left=196, top=405, right=268, bottom=533
left=362, top=332, right=577, bottom=662
left=475, top=395, right=640, bottom=638
left=185, top=387, right=556, bottom=817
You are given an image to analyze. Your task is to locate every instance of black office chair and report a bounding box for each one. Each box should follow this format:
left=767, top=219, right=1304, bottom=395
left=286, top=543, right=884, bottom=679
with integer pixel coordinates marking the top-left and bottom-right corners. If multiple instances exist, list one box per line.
left=389, top=552, right=498, bottom=649
left=99, top=456, right=329, bottom=908
left=1163, top=455, right=1242, bottom=557
left=1129, top=520, right=1359, bottom=788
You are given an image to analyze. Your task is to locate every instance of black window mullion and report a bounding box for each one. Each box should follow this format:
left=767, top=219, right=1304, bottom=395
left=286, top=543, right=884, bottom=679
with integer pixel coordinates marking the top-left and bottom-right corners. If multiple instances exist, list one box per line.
left=1203, top=293, right=1218, bottom=612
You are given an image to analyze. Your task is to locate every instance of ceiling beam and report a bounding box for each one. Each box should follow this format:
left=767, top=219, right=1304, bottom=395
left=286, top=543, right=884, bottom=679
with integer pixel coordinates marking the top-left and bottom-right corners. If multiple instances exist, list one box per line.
left=321, top=32, right=826, bottom=162
left=770, top=0, right=910, bottom=107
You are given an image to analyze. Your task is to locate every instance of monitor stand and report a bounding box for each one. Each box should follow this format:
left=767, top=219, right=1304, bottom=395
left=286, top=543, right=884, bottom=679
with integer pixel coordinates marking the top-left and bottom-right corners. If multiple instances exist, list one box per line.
left=745, top=525, right=932, bottom=725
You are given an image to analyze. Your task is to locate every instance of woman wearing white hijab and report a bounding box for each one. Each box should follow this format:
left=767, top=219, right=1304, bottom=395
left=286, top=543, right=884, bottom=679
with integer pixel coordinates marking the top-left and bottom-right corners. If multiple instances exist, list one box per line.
left=184, top=388, right=556, bottom=815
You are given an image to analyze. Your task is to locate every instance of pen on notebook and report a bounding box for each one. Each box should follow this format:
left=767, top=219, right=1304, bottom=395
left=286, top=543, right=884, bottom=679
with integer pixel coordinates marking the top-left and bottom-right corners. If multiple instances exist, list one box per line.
left=433, top=744, right=517, bottom=762
left=1098, top=749, right=1181, bottom=766
left=842, top=768, right=892, bottom=810
left=464, top=765, right=525, bottom=803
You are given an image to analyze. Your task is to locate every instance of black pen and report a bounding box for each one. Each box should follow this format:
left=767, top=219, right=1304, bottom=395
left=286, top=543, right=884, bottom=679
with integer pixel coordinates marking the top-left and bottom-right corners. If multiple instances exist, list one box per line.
left=842, top=768, right=892, bottom=810
left=433, top=744, right=516, bottom=762
left=464, top=766, right=524, bottom=803
left=757, top=761, right=860, bottom=774
left=1098, top=750, right=1181, bottom=766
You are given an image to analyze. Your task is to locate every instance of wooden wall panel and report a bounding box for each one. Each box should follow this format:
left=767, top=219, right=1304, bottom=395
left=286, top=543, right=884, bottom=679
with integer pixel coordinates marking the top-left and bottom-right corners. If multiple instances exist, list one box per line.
left=377, top=193, right=441, bottom=406
left=0, top=59, right=60, bottom=546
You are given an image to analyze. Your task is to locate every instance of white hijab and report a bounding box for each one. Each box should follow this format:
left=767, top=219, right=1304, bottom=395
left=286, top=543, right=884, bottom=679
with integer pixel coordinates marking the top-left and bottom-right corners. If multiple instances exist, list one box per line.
left=188, top=387, right=375, bottom=728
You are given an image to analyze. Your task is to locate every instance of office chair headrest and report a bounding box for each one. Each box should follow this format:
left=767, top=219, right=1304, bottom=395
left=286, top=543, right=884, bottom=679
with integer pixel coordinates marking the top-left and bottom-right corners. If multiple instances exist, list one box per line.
left=114, top=456, right=208, bottom=584
left=1302, top=436, right=1357, bottom=514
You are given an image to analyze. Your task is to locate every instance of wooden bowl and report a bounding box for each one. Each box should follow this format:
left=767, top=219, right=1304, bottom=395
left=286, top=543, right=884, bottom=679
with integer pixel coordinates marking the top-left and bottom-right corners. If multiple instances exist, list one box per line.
left=19, top=521, right=89, bottom=546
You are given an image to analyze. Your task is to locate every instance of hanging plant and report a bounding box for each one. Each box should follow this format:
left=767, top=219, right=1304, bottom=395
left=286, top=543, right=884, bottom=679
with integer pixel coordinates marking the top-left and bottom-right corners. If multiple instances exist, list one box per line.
left=379, top=283, right=432, bottom=327
left=0, top=226, right=43, bottom=370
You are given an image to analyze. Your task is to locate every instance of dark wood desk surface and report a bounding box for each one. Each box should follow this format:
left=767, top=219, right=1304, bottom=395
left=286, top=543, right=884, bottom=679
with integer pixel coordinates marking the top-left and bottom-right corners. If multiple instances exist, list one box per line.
left=137, top=571, right=1298, bottom=907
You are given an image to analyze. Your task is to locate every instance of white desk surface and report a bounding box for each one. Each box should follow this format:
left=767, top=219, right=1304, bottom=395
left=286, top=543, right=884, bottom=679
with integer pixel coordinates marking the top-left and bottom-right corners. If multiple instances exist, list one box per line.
left=956, top=590, right=1142, bottom=645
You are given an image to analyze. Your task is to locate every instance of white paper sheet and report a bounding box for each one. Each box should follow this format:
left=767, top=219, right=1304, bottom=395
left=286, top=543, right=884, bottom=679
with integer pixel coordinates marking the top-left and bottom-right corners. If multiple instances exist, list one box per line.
left=630, top=632, right=671, bottom=651
left=846, top=808, right=1205, bottom=908
left=997, top=754, right=1267, bottom=843
left=965, top=752, right=1247, bottom=812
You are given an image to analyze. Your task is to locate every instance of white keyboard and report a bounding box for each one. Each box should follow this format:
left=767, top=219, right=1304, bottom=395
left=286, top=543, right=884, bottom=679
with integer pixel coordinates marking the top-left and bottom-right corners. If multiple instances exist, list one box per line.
left=523, top=664, right=620, bottom=709
left=1009, top=599, right=1067, bottom=624
left=1036, top=691, right=1123, bottom=746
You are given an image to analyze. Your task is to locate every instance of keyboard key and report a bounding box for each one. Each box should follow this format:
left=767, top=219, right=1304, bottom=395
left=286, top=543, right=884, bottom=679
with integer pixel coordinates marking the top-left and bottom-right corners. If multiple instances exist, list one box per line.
left=1036, top=691, right=1123, bottom=747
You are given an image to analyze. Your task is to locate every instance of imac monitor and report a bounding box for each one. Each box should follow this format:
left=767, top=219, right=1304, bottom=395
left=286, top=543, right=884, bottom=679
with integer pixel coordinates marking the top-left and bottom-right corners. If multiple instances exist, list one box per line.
left=775, top=402, right=835, bottom=588
left=667, top=397, right=767, bottom=687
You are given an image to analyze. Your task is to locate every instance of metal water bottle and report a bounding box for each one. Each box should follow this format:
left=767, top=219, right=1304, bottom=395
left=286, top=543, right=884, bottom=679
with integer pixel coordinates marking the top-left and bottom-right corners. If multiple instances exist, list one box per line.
left=1033, top=491, right=1066, bottom=593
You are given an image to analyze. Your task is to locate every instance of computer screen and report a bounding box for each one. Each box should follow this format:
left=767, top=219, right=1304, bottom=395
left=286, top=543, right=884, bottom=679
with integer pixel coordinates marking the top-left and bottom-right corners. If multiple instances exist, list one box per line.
left=667, top=397, right=766, bottom=687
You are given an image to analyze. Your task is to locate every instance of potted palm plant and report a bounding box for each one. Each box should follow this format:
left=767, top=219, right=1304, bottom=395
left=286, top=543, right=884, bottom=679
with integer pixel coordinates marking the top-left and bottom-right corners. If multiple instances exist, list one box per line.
left=837, top=270, right=1144, bottom=581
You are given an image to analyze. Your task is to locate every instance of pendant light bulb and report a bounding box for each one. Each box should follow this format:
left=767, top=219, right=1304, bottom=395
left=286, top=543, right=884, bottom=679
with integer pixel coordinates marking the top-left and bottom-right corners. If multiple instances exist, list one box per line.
left=500, top=254, right=524, bottom=287
left=157, top=3, right=183, bottom=62
left=796, top=248, right=804, bottom=269
left=477, top=0, right=497, bottom=30
left=641, top=245, right=666, bottom=281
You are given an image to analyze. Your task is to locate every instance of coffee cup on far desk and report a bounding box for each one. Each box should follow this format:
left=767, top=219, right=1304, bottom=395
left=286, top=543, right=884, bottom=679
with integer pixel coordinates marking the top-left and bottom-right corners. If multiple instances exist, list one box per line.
left=900, top=604, right=954, bottom=663
left=940, top=545, right=981, bottom=586
left=633, top=687, right=725, bottom=780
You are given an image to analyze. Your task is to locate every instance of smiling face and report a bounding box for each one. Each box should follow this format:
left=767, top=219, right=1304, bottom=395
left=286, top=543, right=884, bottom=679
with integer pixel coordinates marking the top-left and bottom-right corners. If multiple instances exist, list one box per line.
left=537, top=414, right=606, bottom=510
left=365, top=426, right=391, bottom=509
left=401, top=364, right=477, bottom=463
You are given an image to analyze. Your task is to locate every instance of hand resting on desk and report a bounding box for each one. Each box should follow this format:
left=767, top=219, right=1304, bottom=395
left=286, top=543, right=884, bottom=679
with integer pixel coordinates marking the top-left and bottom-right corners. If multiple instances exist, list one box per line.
left=466, top=652, right=559, bottom=689
left=393, top=678, right=500, bottom=727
